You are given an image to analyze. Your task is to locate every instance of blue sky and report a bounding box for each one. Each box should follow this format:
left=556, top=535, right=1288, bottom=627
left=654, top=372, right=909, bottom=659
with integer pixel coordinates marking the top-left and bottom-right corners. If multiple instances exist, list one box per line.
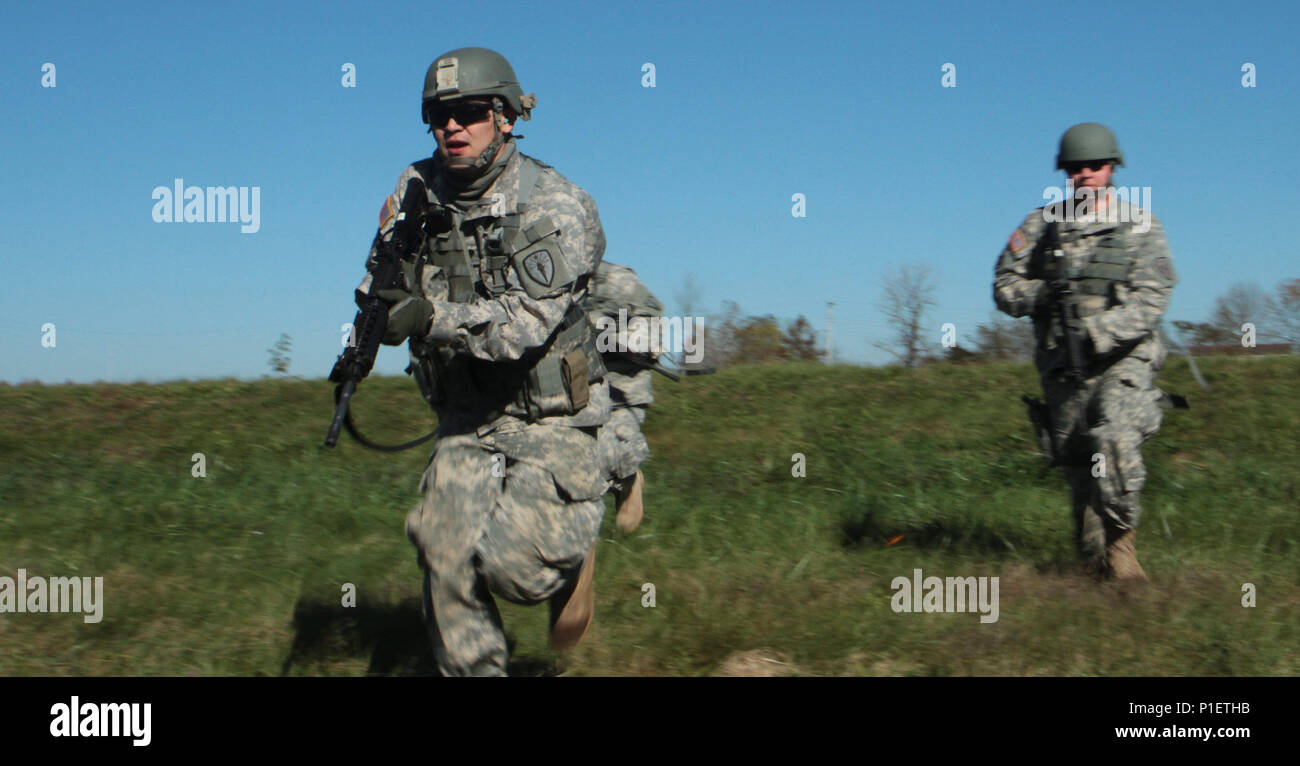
left=3, top=0, right=1297, bottom=383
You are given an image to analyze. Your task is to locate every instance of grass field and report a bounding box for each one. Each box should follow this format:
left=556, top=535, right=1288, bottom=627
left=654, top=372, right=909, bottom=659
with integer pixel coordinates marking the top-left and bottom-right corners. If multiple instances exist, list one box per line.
left=1, top=355, right=1296, bottom=676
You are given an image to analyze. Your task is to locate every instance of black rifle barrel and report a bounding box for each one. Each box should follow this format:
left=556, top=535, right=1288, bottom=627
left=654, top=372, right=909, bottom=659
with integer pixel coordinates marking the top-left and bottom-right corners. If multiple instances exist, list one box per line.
left=609, top=352, right=681, bottom=382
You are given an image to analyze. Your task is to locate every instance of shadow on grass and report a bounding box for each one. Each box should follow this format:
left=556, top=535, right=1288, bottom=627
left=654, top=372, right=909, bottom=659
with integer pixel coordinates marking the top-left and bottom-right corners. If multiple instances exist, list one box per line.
left=839, top=511, right=1023, bottom=554
left=279, top=596, right=559, bottom=677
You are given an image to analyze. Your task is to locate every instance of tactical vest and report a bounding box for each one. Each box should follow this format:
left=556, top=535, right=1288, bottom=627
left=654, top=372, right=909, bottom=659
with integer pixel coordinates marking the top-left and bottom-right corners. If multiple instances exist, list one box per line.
left=409, top=158, right=606, bottom=423
left=1064, top=221, right=1134, bottom=319
left=1032, top=219, right=1136, bottom=360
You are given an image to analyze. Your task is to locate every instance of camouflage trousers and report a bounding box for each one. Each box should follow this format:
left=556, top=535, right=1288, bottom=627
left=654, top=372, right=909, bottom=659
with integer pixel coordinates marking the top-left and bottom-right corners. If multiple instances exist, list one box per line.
left=596, top=405, right=649, bottom=491
left=405, top=424, right=605, bottom=677
left=1042, top=357, right=1164, bottom=562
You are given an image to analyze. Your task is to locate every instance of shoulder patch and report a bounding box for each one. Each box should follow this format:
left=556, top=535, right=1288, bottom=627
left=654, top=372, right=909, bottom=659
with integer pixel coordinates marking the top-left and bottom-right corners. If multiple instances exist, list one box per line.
left=379, top=194, right=397, bottom=228
left=1008, top=229, right=1027, bottom=253
left=522, top=250, right=555, bottom=287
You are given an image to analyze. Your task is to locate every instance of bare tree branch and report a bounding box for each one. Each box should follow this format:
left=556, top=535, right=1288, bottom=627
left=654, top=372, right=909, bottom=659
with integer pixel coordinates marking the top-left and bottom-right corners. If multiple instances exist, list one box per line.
left=874, top=263, right=937, bottom=368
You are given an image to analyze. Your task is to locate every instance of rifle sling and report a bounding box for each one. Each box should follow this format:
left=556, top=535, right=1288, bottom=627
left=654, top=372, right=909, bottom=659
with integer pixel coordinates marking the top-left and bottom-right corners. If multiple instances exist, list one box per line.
left=333, top=383, right=439, bottom=452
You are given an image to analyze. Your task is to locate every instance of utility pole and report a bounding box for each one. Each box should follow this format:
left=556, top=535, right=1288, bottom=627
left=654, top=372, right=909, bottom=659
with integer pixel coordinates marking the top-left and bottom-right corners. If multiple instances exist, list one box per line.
left=826, top=301, right=835, bottom=364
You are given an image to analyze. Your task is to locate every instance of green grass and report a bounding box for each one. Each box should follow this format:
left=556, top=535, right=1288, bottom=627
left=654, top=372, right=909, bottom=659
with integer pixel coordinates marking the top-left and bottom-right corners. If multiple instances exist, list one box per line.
left=1, top=355, right=1296, bottom=676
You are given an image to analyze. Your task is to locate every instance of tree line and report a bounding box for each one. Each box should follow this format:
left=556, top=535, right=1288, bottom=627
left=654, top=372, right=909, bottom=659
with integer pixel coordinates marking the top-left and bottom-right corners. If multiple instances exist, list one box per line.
left=678, top=268, right=1299, bottom=370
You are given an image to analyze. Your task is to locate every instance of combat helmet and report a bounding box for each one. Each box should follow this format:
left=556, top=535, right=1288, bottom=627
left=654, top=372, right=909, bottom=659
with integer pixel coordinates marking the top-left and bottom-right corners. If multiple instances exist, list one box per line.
left=422, top=47, right=536, bottom=124
left=1056, top=122, right=1124, bottom=169
left=421, top=47, right=538, bottom=173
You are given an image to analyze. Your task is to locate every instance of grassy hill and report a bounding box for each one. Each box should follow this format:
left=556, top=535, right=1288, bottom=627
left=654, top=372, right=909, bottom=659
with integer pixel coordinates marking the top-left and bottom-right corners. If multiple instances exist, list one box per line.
left=1, top=355, right=1296, bottom=676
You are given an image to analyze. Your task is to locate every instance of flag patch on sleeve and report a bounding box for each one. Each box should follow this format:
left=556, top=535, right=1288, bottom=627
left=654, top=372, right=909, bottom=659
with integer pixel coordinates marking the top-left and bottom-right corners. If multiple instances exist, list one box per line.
left=379, top=195, right=397, bottom=228
left=1008, top=229, right=1027, bottom=252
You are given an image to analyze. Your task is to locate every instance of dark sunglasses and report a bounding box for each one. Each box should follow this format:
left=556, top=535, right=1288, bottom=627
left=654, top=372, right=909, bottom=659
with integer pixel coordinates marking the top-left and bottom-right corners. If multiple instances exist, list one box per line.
left=426, top=101, right=495, bottom=128
left=1063, top=160, right=1112, bottom=173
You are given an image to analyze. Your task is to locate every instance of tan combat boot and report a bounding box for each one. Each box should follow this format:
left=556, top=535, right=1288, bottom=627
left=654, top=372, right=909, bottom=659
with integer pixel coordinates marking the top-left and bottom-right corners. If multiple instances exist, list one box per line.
left=549, top=544, right=597, bottom=651
left=1106, top=529, right=1148, bottom=582
left=615, top=470, right=645, bottom=533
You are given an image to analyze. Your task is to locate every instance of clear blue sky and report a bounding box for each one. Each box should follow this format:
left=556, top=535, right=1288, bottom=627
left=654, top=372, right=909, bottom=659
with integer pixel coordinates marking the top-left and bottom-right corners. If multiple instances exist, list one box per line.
left=4, top=0, right=1297, bottom=383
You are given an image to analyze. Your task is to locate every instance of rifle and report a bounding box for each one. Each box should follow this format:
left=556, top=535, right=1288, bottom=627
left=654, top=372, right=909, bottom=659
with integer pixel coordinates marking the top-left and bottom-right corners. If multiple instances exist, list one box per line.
left=607, top=352, right=681, bottom=382
left=1021, top=393, right=1058, bottom=468
left=324, top=177, right=431, bottom=449
left=1046, top=221, right=1087, bottom=386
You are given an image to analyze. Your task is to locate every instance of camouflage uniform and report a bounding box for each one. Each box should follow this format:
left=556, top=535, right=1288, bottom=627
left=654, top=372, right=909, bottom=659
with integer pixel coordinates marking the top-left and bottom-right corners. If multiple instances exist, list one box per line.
left=586, top=262, right=663, bottom=494
left=361, top=141, right=610, bottom=676
left=994, top=196, right=1177, bottom=574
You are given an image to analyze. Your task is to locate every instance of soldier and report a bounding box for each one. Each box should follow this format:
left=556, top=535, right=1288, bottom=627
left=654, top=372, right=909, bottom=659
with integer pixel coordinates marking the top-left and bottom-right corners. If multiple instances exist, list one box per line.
left=360, top=47, right=611, bottom=675
left=994, top=122, right=1177, bottom=582
left=585, top=261, right=666, bottom=532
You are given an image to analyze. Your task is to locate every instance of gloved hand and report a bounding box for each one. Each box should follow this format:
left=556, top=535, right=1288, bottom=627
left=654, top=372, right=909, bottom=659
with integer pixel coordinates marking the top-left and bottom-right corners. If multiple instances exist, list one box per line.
left=1035, top=278, right=1072, bottom=312
left=376, top=288, right=434, bottom=345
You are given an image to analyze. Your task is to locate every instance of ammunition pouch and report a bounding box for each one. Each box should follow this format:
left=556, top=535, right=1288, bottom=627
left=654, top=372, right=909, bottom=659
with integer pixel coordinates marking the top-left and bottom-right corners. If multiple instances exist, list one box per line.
left=520, top=303, right=607, bottom=419
left=410, top=298, right=605, bottom=423
left=1072, top=231, right=1132, bottom=301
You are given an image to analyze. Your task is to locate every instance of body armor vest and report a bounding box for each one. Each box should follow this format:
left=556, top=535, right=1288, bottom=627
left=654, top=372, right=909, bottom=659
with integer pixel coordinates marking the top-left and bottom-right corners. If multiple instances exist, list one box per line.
left=409, top=158, right=606, bottom=424
left=1029, top=218, right=1137, bottom=364
left=1031, top=218, right=1137, bottom=318
left=1066, top=223, right=1133, bottom=319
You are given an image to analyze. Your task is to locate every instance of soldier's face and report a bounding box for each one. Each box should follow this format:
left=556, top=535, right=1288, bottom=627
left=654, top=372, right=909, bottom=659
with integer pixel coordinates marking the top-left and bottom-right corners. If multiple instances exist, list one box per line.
left=1066, top=161, right=1114, bottom=190
left=431, top=99, right=514, bottom=169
